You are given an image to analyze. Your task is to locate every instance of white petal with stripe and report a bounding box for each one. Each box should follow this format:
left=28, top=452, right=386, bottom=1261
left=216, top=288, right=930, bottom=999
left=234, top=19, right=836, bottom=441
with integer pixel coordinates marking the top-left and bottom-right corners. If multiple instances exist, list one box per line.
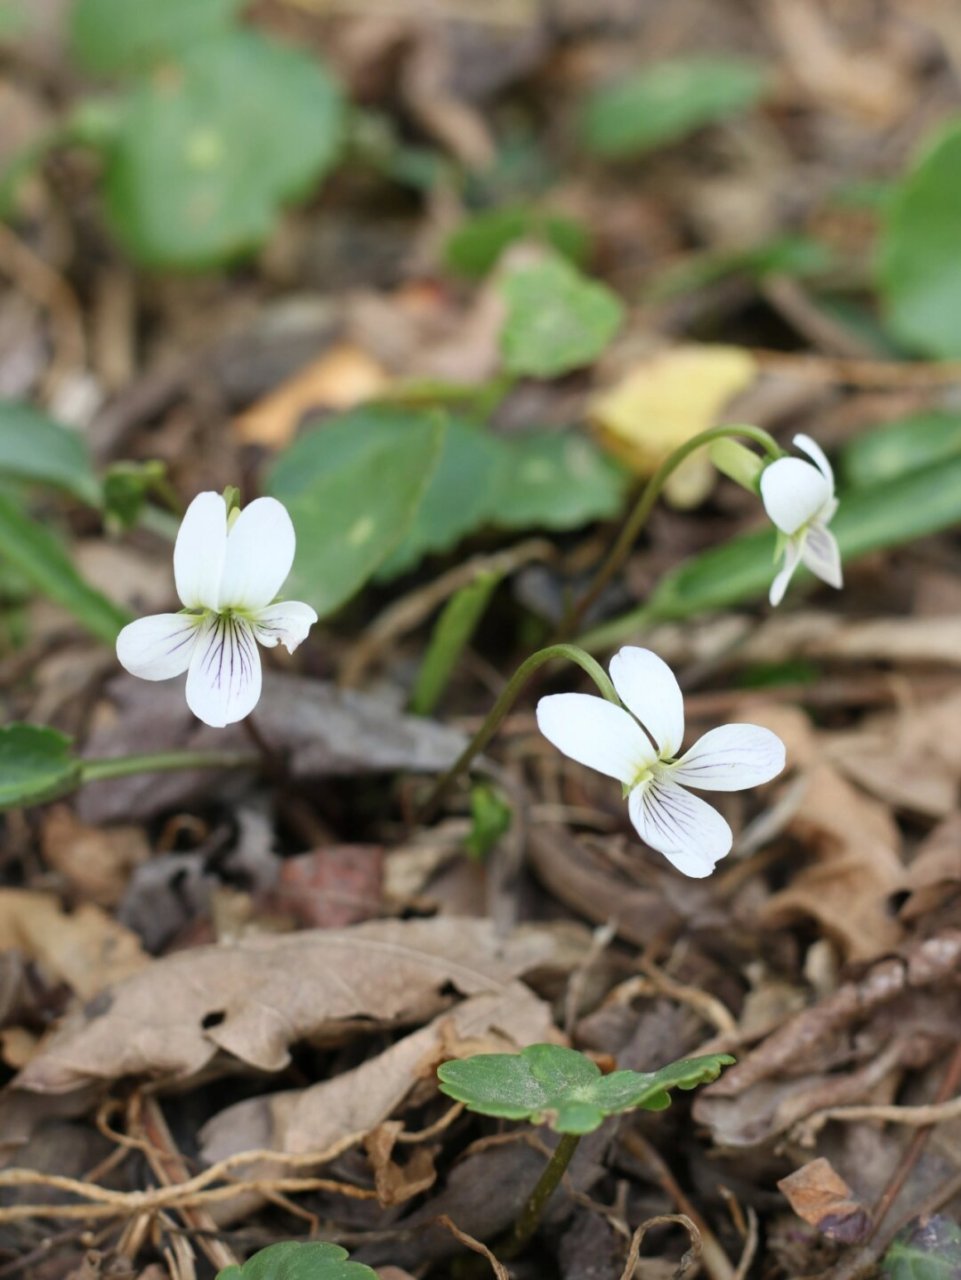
left=219, top=497, right=296, bottom=611
left=536, top=692, right=654, bottom=784
left=609, top=647, right=684, bottom=757
left=185, top=614, right=263, bottom=727
left=116, top=612, right=203, bottom=680
left=628, top=778, right=733, bottom=878
left=253, top=600, right=319, bottom=652
left=174, top=492, right=227, bottom=610
left=671, top=723, right=785, bottom=791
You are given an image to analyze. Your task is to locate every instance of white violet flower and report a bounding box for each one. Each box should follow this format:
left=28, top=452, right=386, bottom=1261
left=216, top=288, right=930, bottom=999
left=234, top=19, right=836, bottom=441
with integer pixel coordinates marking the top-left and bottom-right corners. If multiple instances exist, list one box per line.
left=116, top=491, right=317, bottom=728
left=536, top=647, right=785, bottom=878
left=760, top=433, right=842, bottom=607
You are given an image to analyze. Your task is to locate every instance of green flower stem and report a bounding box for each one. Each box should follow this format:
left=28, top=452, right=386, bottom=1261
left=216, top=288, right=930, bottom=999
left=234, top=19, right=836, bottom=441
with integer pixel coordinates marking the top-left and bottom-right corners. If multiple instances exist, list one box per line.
left=559, top=424, right=782, bottom=638
left=80, top=749, right=260, bottom=784
left=416, top=643, right=618, bottom=822
left=504, top=1131, right=581, bottom=1258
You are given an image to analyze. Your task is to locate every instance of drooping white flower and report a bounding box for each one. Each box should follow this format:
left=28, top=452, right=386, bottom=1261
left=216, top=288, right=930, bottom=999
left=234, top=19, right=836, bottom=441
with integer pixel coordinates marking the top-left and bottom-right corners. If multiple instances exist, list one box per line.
left=760, top=433, right=842, bottom=607
left=116, top=492, right=317, bottom=727
left=536, top=647, right=784, bottom=878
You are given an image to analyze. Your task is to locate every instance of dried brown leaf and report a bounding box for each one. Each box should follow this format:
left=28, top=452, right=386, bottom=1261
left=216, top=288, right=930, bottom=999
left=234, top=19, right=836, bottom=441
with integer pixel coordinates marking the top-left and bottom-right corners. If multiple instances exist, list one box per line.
left=11, top=917, right=578, bottom=1093
left=778, top=1157, right=872, bottom=1243
left=0, top=890, right=148, bottom=1001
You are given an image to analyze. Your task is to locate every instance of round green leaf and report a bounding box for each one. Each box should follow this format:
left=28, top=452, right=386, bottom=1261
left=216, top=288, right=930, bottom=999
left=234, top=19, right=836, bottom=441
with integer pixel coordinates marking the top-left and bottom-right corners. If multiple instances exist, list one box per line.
left=0, top=725, right=81, bottom=809
left=265, top=406, right=446, bottom=618
left=878, top=124, right=961, bottom=358
left=500, top=257, right=624, bottom=378
left=883, top=1217, right=961, bottom=1280
left=216, top=1241, right=376, bottom=1280
left=103, top=31, right=343, bottom=269
left=492, top=431, right=628, bottom=530
left=437, top=1044, right=734, bottom=1135
left=377, top=418, right=505, bottom=579
left=70, top=0, right=244, bottom=75
left=0, top=400, right=101, bottom=505
left=580, top=56, right=765, bottom=159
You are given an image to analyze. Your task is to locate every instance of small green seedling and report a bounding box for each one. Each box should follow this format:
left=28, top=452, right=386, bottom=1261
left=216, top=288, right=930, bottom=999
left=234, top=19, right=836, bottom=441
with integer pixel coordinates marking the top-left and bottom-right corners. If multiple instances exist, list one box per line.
left=437, top=1043, right=733, bottom=1255
left=216, top=1240, right=377, bottom=1280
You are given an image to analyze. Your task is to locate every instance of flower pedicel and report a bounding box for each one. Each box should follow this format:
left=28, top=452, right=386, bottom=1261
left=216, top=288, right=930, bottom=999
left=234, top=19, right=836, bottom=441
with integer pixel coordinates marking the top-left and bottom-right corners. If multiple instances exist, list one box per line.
left=116, top=492, right=317, bottom=727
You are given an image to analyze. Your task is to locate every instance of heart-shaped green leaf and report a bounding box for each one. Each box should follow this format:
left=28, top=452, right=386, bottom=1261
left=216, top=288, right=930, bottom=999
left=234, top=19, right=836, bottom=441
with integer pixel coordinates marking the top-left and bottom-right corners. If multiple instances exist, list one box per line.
left=878, top=123, right=961, bottom=358
left=70, top=0, right=244, bottom=74
left=0, top=725, right=81, bottom=809
left=437, top=1044, right=734, bottom=1134
left=265, top=405, right=446, bottom=617
left=103, top=31, right=343, bottom=268
left=580, top=56, right=765, bottom=159
left=491, top=430, right=629, bottom=530
left=0, top=400, right=101, bottom=505
left=216, top=1241, right=376, bottom=1280
left=501, top=257, right=623, bottom=378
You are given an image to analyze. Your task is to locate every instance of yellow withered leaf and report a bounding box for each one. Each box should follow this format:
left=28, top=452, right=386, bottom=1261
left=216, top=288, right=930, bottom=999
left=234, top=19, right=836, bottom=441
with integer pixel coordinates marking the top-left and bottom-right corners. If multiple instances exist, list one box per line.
left=590, top=344, right=758, bottom=508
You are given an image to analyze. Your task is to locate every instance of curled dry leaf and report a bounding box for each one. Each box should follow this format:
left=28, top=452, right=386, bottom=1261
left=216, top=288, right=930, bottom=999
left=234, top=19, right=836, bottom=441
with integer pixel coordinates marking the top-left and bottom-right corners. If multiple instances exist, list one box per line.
left=201, top=982, right=556, bottom=1164
left=10, top=917, right=581, bottom=1094
left=777, top=1157, right=872, bottom=1244
left=40, top=805, right=150, bottom=908
left=79, top=673, right=468, bottom=823
left=694, top=930, right=961, bottom=1147
left=200, top=983, right=556, bottom=1223
left=759, top=760, right=906, bottom=961
left=0, top=890, right=148, bottom=1002
left=825, top=689, right=961, bottom=819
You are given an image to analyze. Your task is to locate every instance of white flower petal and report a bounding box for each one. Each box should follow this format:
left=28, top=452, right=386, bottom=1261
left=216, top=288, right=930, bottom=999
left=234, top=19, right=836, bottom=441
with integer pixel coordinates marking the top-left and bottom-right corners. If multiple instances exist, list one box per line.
left=769, top=535, right=803, bottom=607
left=252, top=600, right=318, bottom=653
left=609, top=646, right=684, bottom=758
left=219, top=497, right=296, bottom=611
left=801, top=521, right=843, bottom=590
left=793, top=433, right=835, bottom=492
left=185, top=614, right=262, bottom=727
left=760, top=458, right=832, bottom=536
left=671, top=723, right=785, bottom=792
left=116, top=613, right=202, bottom=680
left=174, top=492, right=227, bottom=610
left=536, top=692, right=655, bottom=784
left=628, top=779, right=732, bottom=877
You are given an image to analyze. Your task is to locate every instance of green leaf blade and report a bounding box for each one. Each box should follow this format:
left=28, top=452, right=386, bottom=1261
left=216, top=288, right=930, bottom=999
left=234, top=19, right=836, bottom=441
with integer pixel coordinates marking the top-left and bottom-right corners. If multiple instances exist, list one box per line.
left=0, top=725, right=81, bottom=809
left=580, top=56, right=765, bottom=160
left=0, top=492, right=130, bottom=643
left=103, top=31, right=344, bottom=269
left=215, top=1240, right=377, bottom=1280
left=878, top=123, right=961, bottom=358
left=438, top=1044, right=733, bottom=1134
left=500, top=258, right=623, bottom=378
left=492, top=431, right=629, bottom=531
left=70, top=0, right=244, bottom=74
left=0, top=400, right=101, bottom=505
left=265, top=406, right=446, bottom=618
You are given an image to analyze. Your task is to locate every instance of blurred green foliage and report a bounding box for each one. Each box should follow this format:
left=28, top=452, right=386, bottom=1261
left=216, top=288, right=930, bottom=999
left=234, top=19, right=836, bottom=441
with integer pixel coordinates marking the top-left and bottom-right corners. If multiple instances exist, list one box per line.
left=879, top=123, right=961, bottom=357
left=579, top=56, right=765, bottom=159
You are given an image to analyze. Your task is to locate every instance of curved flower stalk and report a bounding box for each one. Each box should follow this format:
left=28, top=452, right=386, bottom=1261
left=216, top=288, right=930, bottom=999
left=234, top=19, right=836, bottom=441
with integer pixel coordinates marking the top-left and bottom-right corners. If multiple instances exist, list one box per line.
left=536, top=647, right=784, bottom=877
left=760, top=433, right=842, bottom=606
left=116, top=492, right=317, bottom=727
